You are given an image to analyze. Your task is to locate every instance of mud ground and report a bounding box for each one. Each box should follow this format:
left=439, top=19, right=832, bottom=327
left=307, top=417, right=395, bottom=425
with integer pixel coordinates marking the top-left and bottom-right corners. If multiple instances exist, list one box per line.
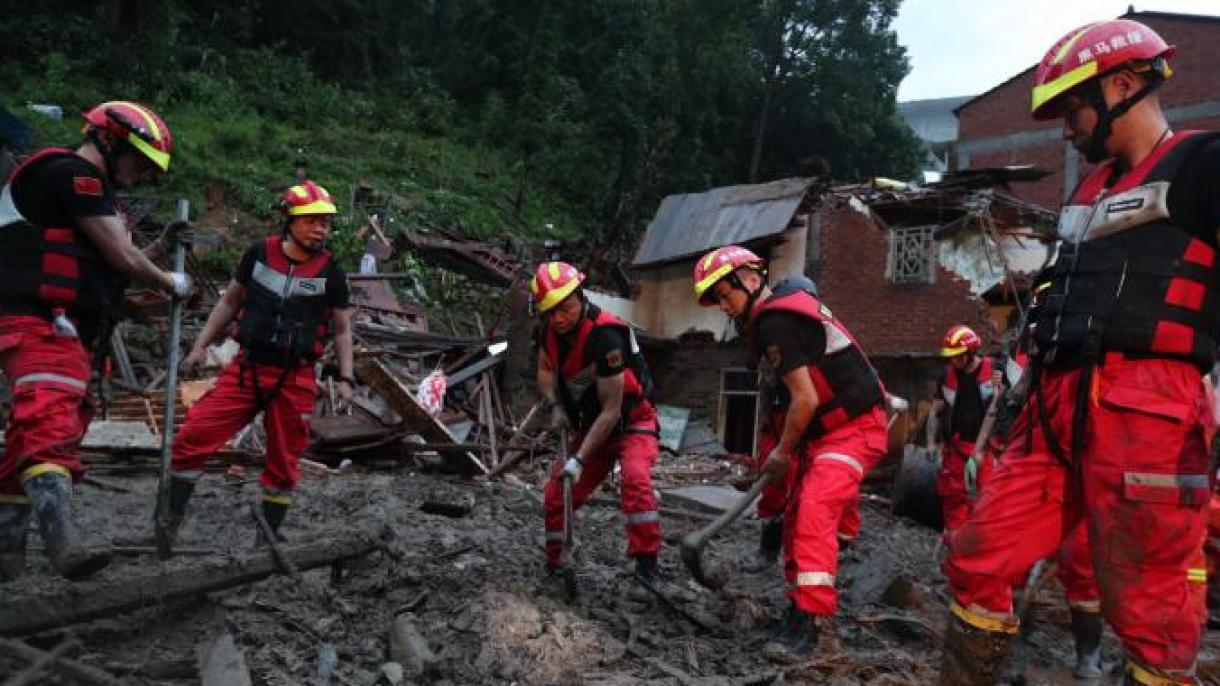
left=1, top=455, right=1218, bottom=685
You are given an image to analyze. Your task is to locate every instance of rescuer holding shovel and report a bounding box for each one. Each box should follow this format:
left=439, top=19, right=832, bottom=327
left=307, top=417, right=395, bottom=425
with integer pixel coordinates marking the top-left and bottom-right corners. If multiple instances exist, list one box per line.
left=941, top=19, right=1218, bottom=685
left=531, top=261, right=662, bottom=585
left=0, top=101, right=192, bottom=580
left=143, top=180, right=354, bottom=545
left=692, top=245, right=888, bottom=662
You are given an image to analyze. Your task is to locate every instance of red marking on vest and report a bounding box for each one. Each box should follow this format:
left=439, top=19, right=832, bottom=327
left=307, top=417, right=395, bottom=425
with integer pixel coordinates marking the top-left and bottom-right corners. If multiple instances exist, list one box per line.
left=72, top=176, right=103, bottom=197
left=1166, top=277, right=1206, bottom=311
left=1183, top=238, right=1215, bottom=268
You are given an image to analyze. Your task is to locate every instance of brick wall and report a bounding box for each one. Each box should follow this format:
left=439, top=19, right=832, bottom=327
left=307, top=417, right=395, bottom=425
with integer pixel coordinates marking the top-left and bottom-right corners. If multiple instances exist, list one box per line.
left=816, top=201, right=996, bottom=356
left=956, top=13, right=1220, bottom=210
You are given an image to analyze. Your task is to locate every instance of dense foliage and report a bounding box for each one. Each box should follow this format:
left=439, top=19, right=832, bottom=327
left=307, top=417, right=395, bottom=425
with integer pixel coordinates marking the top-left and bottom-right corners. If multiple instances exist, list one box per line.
left=1, top=0, right=922, bottom=272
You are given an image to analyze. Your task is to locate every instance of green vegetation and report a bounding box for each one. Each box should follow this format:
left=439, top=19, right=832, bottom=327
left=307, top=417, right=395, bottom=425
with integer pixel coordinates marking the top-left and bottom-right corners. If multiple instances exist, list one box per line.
left=1, top=0, right=923, bottom=285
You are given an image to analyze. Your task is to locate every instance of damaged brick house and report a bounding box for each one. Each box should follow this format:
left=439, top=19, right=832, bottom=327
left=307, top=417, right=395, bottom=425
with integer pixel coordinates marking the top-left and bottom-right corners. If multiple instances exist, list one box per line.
left=594, top=174, right=1055, bottom=454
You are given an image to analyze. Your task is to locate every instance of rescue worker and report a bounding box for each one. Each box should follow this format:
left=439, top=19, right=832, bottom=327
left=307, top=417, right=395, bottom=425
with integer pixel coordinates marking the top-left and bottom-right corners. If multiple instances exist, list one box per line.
left=153, top=180, right=354, bottom=544
left=742, top=274, right=880, bottom=573
left=941, top=19, right=1217, bottom=685
left=693, top=245, right=888, bottom=662
left=985, top=303, right=1103, bottom=679
left=0, top=101, right=191, bottom=580
left=532, top=262, right=662, bottom=583
left=927, top=325, right=1002, bottom=537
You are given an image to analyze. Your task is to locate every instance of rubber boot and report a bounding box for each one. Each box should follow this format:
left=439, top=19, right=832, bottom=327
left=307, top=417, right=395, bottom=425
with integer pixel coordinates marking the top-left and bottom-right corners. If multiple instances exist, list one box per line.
left=742, top=517, right=783, bottom=573
left=23, top=472, right=111, bottom=580
left=762, top=607, right=819, bottom=663
left=256, top=496, right=289, bottom=545
left=115, top=477, right=196, bottom=549
left=760, top=601, right=802, bottom=646
left=1070, top=609, right=1103, bottom=679
left=0, top=502, right=31, bottom=581
left=634, top=555, right=659, bottom=584
left=939, top=612, right=1012, bottom=686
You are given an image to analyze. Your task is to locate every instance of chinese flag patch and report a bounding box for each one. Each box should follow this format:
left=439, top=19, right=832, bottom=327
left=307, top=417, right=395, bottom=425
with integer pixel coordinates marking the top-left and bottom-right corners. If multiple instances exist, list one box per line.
left=72, top=176, right=103, bottom=197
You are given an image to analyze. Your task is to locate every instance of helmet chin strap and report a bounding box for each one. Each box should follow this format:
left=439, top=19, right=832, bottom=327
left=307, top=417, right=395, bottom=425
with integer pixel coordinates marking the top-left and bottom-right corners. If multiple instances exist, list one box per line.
left=727, top=269, right=767, bottom=330
left=87, top=128, right=129, bottom=184
left=1079, top=69, right=1165, bottom=164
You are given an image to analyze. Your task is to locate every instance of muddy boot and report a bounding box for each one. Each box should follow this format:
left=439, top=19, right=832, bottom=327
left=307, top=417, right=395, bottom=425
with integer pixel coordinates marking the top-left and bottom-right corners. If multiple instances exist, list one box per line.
left=742, top=517, right=782, bottom=573
left=762, top=607, right=819, bottom=663
left=634, top=555, right=659, bottom=583
left=255, top=496, right=290, bottom=546
left=940, top=609, right=1013, bottom=686
left=1070, top=609, right=1103, bottom=679
left=759, top=601, right=802, bottom=646
left=0, top=502, right=31, bottom=581
left=115, top=477, right=195, bottom=549
left=23, top=472, right=111, bottom=580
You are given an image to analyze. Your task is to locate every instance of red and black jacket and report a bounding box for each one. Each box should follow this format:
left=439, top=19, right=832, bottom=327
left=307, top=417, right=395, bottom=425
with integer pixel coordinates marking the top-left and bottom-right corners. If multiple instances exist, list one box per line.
left=0, top=148, right=125, bottom=341
left=749, top=282, right=884, bottom=438
left=234, top=236, right=335, bottom=365
left=1034, top=131, right=1220, bottom=371
left=543, top=304, right=656, bottom=432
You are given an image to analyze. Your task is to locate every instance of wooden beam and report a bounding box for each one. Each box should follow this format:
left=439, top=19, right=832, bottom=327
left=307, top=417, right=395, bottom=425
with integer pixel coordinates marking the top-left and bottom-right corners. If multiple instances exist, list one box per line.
left=0, top=533, right=384, bottom=636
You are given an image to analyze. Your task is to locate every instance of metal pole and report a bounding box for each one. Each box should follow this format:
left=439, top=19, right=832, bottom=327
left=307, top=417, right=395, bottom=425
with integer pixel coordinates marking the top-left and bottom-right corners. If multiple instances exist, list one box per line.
left=154, top=199, right=189, bottom=559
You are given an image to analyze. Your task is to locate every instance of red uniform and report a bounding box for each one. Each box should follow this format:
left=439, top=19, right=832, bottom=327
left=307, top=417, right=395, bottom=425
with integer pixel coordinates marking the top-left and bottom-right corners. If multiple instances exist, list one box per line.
left=541, top=305, right=660, bottom=567
left=756, top=410, right=860, bottom=545
left=0, top=149, right=128, bottom=494
left=936, top=357, right=997, bottom=534
left=749, top=284, right=887, bottom=616
left=171, top=236, right=349, bottom=498
left=946, top=131, right=1220, bottom=679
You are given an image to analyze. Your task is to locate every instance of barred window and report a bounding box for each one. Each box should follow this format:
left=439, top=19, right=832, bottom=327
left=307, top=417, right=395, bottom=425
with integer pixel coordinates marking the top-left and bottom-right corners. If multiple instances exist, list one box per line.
left=887, top=226, right=936, bottom=285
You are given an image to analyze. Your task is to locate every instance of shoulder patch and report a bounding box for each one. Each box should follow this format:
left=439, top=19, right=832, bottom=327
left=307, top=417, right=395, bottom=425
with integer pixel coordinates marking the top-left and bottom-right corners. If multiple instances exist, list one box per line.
left=766, top=344, right=782, bottom=369
left=605, top=348, right=624, bottom=370
left=72, top=176, right=103, bottom=197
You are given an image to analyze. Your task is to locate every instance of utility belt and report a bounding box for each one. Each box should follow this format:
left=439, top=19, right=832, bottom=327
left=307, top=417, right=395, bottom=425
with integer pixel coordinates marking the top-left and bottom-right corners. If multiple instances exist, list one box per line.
left=237, top=347, right=312, bottom=412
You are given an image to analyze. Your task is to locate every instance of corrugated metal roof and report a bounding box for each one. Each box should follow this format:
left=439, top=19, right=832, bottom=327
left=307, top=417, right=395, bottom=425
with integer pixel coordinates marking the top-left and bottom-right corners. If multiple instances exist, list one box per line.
left=632, top=177, right=815, bottom=267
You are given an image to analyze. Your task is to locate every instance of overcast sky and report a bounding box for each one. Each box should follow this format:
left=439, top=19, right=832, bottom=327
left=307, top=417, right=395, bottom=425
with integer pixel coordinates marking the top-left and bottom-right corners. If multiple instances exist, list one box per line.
left=894, top=0, right=1218, bottom=102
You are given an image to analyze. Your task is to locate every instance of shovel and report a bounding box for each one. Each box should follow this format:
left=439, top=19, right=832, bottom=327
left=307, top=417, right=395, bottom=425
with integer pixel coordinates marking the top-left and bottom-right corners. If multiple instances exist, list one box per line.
left=681, top=472, right=776, bottom=590
left=153, top=199, right=190, bottom=560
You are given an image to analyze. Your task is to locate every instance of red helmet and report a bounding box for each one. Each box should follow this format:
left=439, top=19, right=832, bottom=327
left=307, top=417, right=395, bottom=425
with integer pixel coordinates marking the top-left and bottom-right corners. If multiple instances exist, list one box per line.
left=692, top=245, right=765, bottom=306
left=530, top=261, right=584, bottom=314
left=281, top=180, right=338, bottom=216
left=941, top=325, right=982, bottom=358
left=83, top=101, right=174, bottom=172
left=1031, top=19, right=1175, bottom=120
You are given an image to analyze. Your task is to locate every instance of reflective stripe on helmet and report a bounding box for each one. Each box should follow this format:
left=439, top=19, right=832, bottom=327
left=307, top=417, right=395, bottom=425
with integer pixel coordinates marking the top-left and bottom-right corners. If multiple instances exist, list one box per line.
left=1031, top=60, right=1099, bottom=118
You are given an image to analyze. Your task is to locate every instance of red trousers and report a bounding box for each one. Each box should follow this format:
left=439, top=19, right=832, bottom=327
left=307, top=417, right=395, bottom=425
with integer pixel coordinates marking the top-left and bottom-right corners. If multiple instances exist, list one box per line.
left=0, top=316, right=92, bottom=495
left=1057, top=520, right=1100, bottom=610
left=783, top=406, right=888, bottom=616
left=543, top=412, right=660, bottom=567
left=939, top=436, right=975, bottom=536
left=755, top=413, right=860, bottom=542
left=946, top=355, right=1209, bottom=676
left=172, top=357, right=315, bottom=494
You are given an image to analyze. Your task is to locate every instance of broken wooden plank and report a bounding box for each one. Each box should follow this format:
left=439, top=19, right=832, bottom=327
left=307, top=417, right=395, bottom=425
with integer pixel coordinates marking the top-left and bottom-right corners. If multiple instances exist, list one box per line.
left=0, top=532, right=386, bottom=636
left=356, top=357, right=486, bottom=474
left=0, top=638, right=123, bottom=686
left=197, top=630, right=252, bottom=686
left=311, top=413, right=395, bottom=446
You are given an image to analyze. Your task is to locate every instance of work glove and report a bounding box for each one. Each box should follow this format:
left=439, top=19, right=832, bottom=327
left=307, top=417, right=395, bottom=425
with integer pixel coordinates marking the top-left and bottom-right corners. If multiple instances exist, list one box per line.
left=887, top=394, right=909, bottom=413
left=169, top=272, right=194, bottom=299
left=965, top=456, right=979, bottom=498
left=561, top=455, right=583, bottom=481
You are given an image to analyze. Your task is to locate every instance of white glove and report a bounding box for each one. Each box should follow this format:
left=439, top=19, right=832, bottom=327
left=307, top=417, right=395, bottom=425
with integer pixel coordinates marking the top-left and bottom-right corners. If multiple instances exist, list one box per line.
left=561, top=456, right=583, bottom=481
left=169, top=272, right=193, bottom=299
left=888, top=395, right=909, bottom=412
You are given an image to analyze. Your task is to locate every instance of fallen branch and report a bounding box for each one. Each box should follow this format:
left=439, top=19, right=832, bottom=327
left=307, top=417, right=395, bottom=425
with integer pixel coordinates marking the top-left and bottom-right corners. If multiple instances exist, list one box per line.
left=0, top=531, right=387, bottom=636
left=0, top=638, right=123, bottom=686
